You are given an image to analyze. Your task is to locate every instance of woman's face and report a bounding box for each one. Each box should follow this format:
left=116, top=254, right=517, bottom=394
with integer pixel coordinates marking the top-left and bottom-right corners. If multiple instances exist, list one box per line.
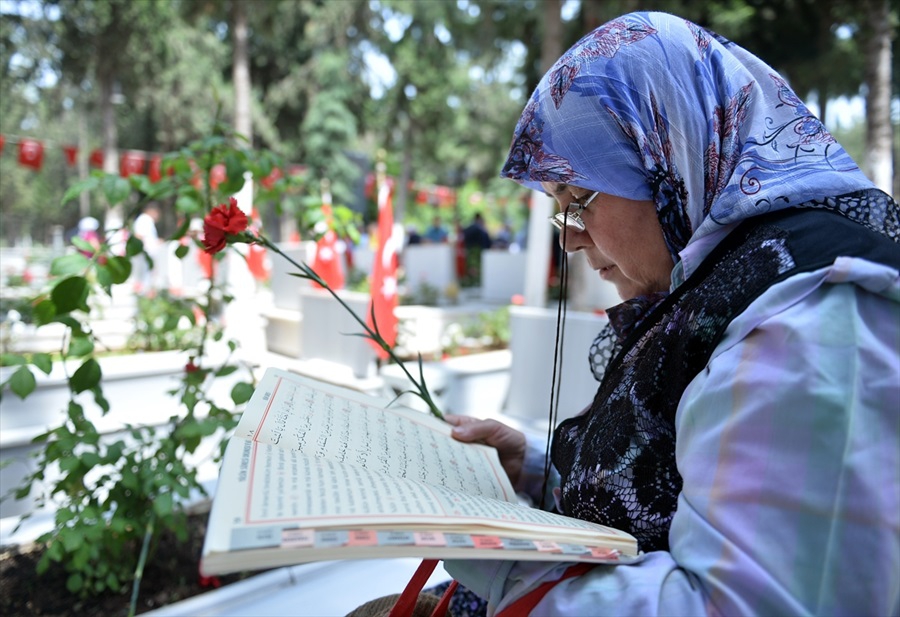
left=542, top=182, right=674, bottom=300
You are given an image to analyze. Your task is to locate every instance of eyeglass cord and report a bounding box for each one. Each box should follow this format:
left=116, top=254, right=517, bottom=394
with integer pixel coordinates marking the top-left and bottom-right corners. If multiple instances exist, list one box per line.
left=539, top=219, right=570, bottom=511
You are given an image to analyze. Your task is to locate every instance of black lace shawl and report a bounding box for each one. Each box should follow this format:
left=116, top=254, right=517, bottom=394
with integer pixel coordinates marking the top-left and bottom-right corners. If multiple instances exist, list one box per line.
left=551, top=189, right=900, bottom=553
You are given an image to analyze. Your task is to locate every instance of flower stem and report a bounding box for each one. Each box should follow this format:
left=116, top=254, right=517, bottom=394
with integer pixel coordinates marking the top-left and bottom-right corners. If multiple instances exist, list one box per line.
left=252, top=235, right=444, bottom=420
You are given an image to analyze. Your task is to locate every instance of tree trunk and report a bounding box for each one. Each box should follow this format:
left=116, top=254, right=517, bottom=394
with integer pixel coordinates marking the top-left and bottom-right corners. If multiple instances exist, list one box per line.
left=100, top=71, right=122, bottom=229
left=397, top=114, right=412, bottom=223
left=78, top=104, right=90, bottom=219
left=540, top=0, right=563, bottom=74
left=524, top=0, right=564, bottom=309
left=861, top=0, right=893, bottom=193
left=232, top=0, right=252, bottom=145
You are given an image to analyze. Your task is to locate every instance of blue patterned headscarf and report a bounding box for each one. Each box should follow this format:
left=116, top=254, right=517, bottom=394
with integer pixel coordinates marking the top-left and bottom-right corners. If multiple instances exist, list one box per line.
left=501, top=12, right=878, bottom=281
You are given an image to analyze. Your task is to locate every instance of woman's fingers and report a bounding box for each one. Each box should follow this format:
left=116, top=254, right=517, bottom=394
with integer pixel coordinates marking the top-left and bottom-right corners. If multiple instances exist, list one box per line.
left=445, top=415, right=526, bottom=486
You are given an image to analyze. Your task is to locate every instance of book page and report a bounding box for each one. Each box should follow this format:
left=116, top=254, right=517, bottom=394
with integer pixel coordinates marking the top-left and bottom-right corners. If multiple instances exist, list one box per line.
left=202, top=369, right=639, bottom=571
left=236, top=368, right=515, bottom=502
left=207, top=437, right=631, bottom=548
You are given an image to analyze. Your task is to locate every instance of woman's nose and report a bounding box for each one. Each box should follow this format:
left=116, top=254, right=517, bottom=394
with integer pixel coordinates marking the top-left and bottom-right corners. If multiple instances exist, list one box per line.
left=558, top=227, right=590, bottom=253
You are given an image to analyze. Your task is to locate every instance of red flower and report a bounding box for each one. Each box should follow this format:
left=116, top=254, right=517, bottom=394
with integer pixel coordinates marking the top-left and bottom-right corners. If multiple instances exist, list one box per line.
left=185, top=361, right=200, bottom=373
left=203, top=197, right=249, bottom=254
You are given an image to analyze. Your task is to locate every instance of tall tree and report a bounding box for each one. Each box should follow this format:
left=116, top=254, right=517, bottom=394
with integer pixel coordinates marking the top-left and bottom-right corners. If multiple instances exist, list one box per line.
left=232, top=0, right=252, bottom=145
left=860, top=0, right=894, bottom=192
left=50, top=0, right=175, bottom=224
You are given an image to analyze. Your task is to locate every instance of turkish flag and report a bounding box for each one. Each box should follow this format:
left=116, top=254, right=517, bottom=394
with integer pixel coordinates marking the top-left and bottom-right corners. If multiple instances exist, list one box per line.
left=310, top=190, right=345, bottom=291
left=63, top=145, right=78, bottom=166
left=366, top=182, right=398, bottom=358
left=120, top=151, right=145, bottom=177
left=18, top=139, right=44, bottom=170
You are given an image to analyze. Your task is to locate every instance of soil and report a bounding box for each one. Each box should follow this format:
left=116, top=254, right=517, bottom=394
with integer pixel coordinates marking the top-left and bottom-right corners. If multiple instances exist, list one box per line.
left=0, top=509, right=260, bottom=616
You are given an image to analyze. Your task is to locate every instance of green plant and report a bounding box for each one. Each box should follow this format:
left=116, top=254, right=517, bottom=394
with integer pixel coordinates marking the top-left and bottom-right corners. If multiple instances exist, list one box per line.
left=127, top=291, right=205, bottom=352
left=0, top=119, right=307, bottom=614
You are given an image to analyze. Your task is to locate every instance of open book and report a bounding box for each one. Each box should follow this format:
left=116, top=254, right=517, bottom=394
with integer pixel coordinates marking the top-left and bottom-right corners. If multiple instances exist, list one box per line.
left=200, top=368, right=640, bottom=575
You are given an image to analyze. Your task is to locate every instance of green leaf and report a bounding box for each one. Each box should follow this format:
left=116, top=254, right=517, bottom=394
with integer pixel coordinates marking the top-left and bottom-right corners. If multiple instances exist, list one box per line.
left=215, top=365, right=237, bottom=377
left=129, top=174, right=153, bottom=195
left=103, top=256, right=132, bottom=284
left=61, top=529, right=84, bottom=552
left=33, top=300, right=56, bottom=325
left=50, top=254, right=90, bottom=277
left=175, top=194, right=202, bottom=214
left=70, top=359, right=102, bottom=393
left=66, top=572, right=84, bottom=594
left=153, top=491, right=174, bottom=518
left=125, top=236, right=144, bottom=257
left=174, top=244, right=189, bottom=259
left=230, top=382, right=255, bottom=405
left=51, top=276, right=89, bottom=314
left=70, top=237, right=96, bottom=254
left=61, top=176, right=100, bottom=205
left=0, top=354, right=27, bottom=366
left=101, top=175, right=131, bottom=206
left=31, top=353, right=53, bottom=374
left=67, top=336, right=94, bottom=357
left=8, top=366, right=36, bottom=399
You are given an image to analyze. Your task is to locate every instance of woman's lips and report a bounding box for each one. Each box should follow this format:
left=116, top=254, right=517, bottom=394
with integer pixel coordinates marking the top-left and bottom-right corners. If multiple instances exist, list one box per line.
left=598, top=265, right=616, bottom=279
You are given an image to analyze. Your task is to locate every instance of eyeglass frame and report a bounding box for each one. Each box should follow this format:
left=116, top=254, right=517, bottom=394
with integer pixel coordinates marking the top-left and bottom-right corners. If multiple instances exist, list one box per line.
left=548, top=190, right=601, bottom=232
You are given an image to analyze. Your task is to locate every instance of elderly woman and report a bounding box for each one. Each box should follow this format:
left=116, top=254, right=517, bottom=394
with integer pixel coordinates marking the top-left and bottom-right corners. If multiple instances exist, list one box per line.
left=440, top=11, right=899, bottom=617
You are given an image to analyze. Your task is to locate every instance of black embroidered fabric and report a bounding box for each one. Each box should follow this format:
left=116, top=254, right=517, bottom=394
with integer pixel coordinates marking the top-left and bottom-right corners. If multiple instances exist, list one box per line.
left=553, top=189, right=900, bottom=553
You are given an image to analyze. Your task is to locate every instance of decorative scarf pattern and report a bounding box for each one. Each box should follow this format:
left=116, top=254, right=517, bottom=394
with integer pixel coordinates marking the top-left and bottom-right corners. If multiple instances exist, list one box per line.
left=500, top=12, right=880, bottom=280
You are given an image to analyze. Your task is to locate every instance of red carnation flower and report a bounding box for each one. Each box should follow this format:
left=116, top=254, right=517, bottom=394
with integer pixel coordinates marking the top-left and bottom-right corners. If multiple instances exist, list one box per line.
left=202, top=197, right=249, bottom=254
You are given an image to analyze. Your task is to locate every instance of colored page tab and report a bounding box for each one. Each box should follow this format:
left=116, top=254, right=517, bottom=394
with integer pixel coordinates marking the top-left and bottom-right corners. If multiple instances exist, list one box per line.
left=377, top=531, right=417, bottom=546
left=414, top=531, right=447, bottom=547
left=501, top=538, right=538, bottom=551
left=472, top=535, right=504, bottom=550
left=444, top=533, right=476, bottom=548
left=281, top=528, right=314, bottom=548
left=557, top=543, right=591, bottom=555
left=315, top=530, right=349, bottom=548
left=534, top=540, right=561, bottom=553
left=348, top=530, right=379, bottom=546
left=588, top=547, right=620, bottom=560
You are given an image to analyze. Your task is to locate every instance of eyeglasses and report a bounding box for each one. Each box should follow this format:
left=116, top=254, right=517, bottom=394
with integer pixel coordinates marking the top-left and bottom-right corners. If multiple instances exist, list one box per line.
left=548, top=190, right=600, bottom=232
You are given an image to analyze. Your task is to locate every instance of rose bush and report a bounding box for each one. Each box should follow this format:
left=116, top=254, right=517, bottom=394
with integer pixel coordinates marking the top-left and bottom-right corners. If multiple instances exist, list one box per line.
left=0, top=122, right=309, bottom=615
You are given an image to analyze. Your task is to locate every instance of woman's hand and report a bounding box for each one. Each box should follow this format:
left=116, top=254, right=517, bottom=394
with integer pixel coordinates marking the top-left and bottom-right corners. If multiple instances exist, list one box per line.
left=445, top=414, right=527, bottom=487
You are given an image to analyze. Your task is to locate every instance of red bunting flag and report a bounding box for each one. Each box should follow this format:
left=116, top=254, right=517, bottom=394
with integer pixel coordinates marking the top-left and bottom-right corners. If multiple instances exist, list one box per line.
left=310, top=187, right=345, bottom=291
left=18, top=139, right=44, bottom=170
left=63, top=145, right=78, bottom=166
left=120, top=151, right=145, bottom=177
left=366, top=181, right=398, bottom=358
left=148, top=155, right=163, bottom=183
left=89, top=149, right=104, bottom=168
left=0, top=134, right=6, bottom=154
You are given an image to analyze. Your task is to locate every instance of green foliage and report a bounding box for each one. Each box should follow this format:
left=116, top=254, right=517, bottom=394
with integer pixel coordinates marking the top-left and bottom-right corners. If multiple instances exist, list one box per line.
left=441, top=306, right=510, bottom=357
left=0, top=125, right=285, bottom=607
left=127, top=291, right=204, bottom=352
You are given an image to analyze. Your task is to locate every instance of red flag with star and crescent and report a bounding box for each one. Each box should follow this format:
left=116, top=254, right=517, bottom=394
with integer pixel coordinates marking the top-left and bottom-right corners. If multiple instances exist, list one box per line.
left=366, top=181, right=398, bottom=358
left=310, top=188, right=345, bottom=291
